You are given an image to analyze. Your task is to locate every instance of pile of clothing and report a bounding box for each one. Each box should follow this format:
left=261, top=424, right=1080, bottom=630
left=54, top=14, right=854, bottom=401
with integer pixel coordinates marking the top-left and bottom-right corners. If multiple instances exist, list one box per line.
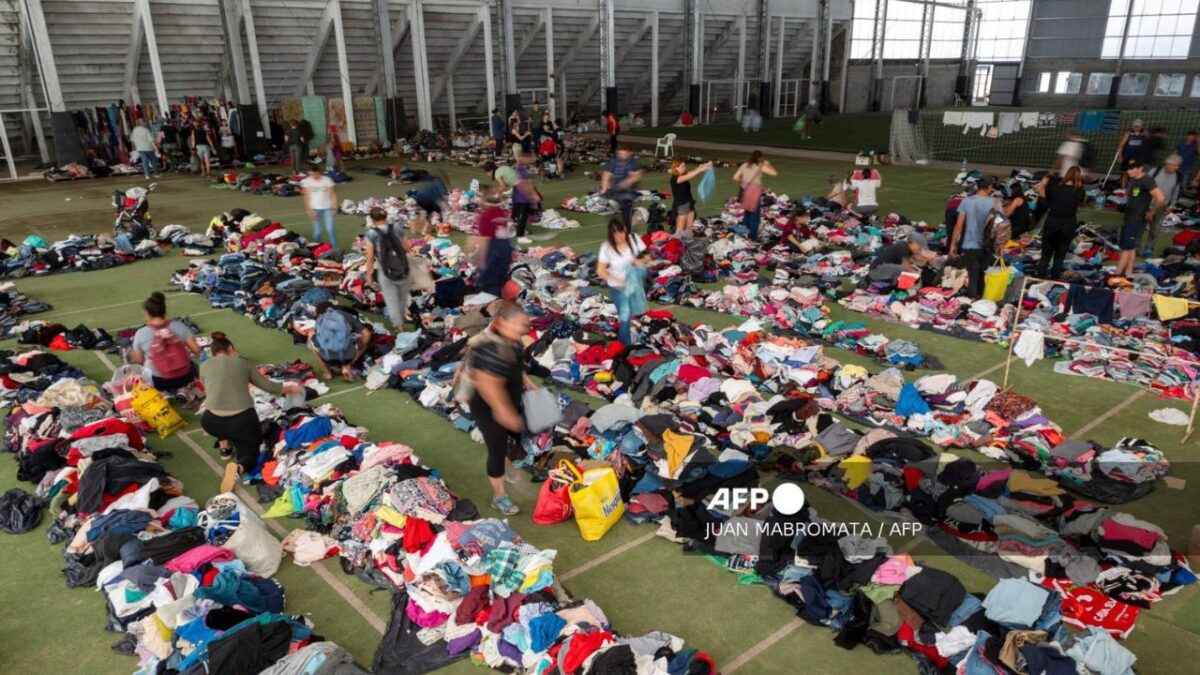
left=156, top=224, right=219, bottom=255
left=0, top=283, right=51, bottom=339
left=206, top=367, right=715, bottom=674
left=163, top=218, right=1189, bottom=671
left=210, top=171, right=303, bottom=197
left=0, top=349, right=330, bottom=675
left=1, top=233, right=160, bottom=280
left=340, top=186, right=487, bottom=236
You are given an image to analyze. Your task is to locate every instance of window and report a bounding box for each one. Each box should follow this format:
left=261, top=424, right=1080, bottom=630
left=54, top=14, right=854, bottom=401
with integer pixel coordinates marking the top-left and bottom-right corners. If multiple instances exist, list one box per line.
left=1119, top=73, right=1150, bottom=95
left=1155, top=74, right=1186, bottom=97
left=850, top=0, right=878, bottom=59
left=1029, top=72, right=1052, bottom=93
left=929, top=7, right=967, bottom=60
left=882, top=1, right=928, bottom=60
left=974, top=0, right=1031, bottom=62
left=1192, top=76, right=1200, bottom=98
left=1087, top=73, right=1114, bottom=95
left=1102, top=0, right=1199, bottom=59
left=1056, top=72, right=1082, bottom=95
left=849, top=0, right=969, bottom=61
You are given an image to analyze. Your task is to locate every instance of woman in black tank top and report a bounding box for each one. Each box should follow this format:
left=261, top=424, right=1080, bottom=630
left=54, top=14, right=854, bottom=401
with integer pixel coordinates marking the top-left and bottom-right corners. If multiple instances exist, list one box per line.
left=668, top=157, right=712, bottom=237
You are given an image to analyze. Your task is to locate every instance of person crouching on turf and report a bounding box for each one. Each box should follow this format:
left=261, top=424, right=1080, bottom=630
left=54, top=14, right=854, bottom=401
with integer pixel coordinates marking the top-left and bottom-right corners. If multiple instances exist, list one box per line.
left=309, top=301, right=373, bottom=382
left=868, top=234, right=935, bottom=287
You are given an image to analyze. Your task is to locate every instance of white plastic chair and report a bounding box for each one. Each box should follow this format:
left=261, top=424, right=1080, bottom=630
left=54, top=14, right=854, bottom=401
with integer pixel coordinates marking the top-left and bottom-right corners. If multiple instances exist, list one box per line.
left=655, top=133, right=676, bottom=158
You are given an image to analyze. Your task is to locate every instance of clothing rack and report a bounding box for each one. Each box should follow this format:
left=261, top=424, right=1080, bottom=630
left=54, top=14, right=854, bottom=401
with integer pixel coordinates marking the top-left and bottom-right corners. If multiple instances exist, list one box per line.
left=1001, top=274, right=1200, bottom=443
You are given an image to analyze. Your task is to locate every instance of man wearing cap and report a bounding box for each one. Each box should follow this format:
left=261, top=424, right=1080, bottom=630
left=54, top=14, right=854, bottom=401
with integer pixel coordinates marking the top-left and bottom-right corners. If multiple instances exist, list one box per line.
left=1142, top=154, right=1184, bottom=256
left=869, top=234, right=933, bottom=285
left=950, top=177, right=996, bottom=297
left=1116, top=159, right=1166, bottom=278
left=1116, top=120, right=1148, bottom=189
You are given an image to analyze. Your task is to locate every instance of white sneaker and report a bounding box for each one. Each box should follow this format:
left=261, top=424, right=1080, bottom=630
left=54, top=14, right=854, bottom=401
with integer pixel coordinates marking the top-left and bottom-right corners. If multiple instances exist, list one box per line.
left=517, top=237, right=532, bottom=245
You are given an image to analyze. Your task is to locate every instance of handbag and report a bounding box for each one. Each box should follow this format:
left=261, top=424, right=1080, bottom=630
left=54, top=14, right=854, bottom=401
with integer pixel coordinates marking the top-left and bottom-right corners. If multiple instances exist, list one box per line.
left=532, top=461, right=576, bottom=525
left=521, top=387, right=562, bottom=434
left=566, top=462, right=625, bottom=541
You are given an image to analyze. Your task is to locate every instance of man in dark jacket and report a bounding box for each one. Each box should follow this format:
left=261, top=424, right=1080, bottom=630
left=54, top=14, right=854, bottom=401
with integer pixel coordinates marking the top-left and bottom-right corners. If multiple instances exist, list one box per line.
left=489, top=108, right=505, bottom=158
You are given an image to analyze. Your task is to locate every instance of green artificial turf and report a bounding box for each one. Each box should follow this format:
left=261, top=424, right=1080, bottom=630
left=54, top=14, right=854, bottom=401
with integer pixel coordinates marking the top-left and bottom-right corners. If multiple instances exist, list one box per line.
left=624, top=113, right=894, bottom=155
left=0, top=145, right=1195, bottom=674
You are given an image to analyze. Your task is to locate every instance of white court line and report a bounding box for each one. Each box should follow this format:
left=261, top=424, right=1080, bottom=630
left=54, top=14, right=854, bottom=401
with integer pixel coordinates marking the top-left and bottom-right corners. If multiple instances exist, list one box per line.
left=721, top=619, right=806, bottom=674
left=175, top=430, right=387, bottom=633
left=557, top=531, right=657, bottom=582
left=970, top=360, right=1008, bottom=381
left=1071, top=390, right=1147, bottom=439
left=40, top=299, right=143, bottom=319
left=312, top=384, right=366, bottom=401
left=88, top=350, right=386, bottom=634
left=93, top=349, right=118, bottom=372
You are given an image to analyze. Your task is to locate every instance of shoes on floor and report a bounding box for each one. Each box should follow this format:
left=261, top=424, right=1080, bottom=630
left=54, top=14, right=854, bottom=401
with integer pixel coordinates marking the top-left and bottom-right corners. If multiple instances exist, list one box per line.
left=517, top=237, right=533, bottom=245
left=490, top=495, right=520, bottom=516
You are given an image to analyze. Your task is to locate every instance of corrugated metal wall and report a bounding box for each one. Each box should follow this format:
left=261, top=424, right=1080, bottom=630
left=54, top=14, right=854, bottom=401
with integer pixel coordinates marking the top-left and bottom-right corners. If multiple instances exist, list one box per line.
left=2, top=0, right=843, bottom=133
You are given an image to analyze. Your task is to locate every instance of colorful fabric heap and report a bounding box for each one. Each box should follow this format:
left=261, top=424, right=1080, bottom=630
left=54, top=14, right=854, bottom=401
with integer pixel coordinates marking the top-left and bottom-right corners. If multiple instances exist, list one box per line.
left=1, top=233, right=161, bottom=280
left=0, top=349, right=333, bottom=675
left=224, top=369, right=715, bottom=675
left=0, top=282, right=52, bottom=339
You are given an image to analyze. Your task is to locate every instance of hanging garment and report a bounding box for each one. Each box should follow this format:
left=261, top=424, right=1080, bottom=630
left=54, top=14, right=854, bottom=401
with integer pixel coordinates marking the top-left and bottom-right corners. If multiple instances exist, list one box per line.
left=1153, top=294, right=1189, bottom=321
left=1065, top=285, right=1115, bottom=325
left=1115, top=291, right=1152, bottom=320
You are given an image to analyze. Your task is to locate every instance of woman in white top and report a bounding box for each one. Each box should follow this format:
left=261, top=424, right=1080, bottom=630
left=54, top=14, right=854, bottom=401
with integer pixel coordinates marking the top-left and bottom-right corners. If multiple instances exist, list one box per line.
left=301, top=162, right=338, bottom=248
left=850, top=168, right=882, bottom=220
left=596, top=219, right=646, bottom=346
left=731, top=151, right=778, bottom=240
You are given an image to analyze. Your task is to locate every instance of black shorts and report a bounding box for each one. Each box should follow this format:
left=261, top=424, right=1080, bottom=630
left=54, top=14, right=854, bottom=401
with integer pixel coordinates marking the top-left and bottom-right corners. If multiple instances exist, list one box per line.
left=675, top=202, right=694, bottom=216
left=1119, top=222, right=1145, bottom=251
left=151, top=363, right=198, bottom=392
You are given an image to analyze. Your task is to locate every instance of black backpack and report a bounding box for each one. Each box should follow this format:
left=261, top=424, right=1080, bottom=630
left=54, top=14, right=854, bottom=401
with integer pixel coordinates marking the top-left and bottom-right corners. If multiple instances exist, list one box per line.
left=376, top=225, right=410, bottom=281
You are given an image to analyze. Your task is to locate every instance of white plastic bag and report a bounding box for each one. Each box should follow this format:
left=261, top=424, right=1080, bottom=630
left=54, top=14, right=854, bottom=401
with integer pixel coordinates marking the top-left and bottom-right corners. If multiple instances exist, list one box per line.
left=202, top=492, right=282, bottom=577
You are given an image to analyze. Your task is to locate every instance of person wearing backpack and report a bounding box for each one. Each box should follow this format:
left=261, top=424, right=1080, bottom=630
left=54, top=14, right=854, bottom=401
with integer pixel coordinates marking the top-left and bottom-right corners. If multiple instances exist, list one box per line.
left=949, top=178, right=996, bottom=298
left=309, top=301, right=372, bottom=382
left=363, top=207, right=413, bottom=329
left=129, top=292, right=202, bottom=392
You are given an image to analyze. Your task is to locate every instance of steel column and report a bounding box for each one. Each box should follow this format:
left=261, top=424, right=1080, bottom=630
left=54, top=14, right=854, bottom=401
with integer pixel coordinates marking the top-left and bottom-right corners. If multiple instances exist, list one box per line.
left=330, top=0, right=356, bottom=144
left=219, top=0, right=251, bottom=105
left=480, top=4, right=496, bottom=113
left=408, top=0, right=433, bottom=130
left=650, top=10, right=659, bottom=127
left=239, top=0, right=270, bottom=130
left=21, top=0, right=65, bottom=112
left=375, top=0, right=397, bottom=98
left=545, top=7, right=556, bottom=121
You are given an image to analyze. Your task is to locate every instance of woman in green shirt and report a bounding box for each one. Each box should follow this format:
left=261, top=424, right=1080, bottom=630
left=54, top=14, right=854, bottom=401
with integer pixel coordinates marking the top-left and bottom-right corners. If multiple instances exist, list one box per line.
left=199, top=332, right=302, bottom=492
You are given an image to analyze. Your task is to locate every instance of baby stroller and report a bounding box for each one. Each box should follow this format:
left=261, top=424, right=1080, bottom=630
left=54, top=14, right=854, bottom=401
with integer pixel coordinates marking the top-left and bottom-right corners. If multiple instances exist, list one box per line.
left=538, top=137, right=560, bottom=179
left=112, top=183, right=157, bottom=242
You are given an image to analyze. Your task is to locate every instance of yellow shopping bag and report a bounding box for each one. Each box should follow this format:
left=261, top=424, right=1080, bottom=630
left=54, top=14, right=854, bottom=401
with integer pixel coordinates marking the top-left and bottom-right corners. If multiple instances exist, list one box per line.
left=130, top=383, right=187, bottom=439
left=982, top=259, right=1012, bottom=302
left=565, top=462, right=624, bottom=541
